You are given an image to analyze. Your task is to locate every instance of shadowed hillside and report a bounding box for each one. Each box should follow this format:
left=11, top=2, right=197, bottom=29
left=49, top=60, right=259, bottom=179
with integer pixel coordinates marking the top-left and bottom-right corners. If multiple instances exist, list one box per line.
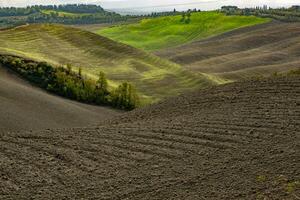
left=1, top=75, right=299, bottom=199
left=157, top=22, right=300, bottom=81
left=0, top=24, right=212, bottom=103
left=0, top=66, right=119, bottom=132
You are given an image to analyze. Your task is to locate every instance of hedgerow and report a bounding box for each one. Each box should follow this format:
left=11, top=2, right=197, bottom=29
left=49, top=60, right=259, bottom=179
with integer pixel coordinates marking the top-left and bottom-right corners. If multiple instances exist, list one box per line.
left=0, top=55, right=139, bottom=110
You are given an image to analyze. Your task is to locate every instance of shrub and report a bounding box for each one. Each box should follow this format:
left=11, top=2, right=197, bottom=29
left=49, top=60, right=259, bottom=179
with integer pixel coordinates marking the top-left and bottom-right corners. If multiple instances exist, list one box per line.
left=111, top=82, right=140, bottom=110
left=0, top=55, right=139, bottom=110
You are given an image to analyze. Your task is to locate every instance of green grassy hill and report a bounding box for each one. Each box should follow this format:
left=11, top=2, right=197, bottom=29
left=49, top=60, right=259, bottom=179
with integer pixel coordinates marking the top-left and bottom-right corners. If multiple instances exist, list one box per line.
left=97, top=11, right=270, bottom=51
left=0, top=24, right=215, bottom=104
left=41, top=10, right=89, bottom=17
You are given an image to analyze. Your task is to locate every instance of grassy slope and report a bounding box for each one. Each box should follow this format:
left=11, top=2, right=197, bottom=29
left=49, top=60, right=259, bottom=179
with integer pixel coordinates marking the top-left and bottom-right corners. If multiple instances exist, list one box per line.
left=41, top=10, right=90, bottom=17
left=0, top=24, right=214, bottom=104
left=97, top=11, right=270, bottom=51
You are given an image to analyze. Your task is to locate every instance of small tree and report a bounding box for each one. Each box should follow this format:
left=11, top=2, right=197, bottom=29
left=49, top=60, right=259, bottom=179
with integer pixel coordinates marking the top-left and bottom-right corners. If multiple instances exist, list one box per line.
left=185, top=12, right=191, bottom=24
left=78, top=67, right=82, bottom=79
left=95, top=71, right=109, bottom=104
left=66, top=64, right=72, bottom=75
left=180, top=12, right=186, bottom=22
left=111, top=82, right=139, bottom=110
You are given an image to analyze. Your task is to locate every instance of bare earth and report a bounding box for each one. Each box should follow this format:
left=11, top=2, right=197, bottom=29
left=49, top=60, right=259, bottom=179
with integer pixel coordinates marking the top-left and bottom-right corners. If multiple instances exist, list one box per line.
left=0, top=66, right=120, bottom=133
left=0, top=75, right=299, bottom=199
left=157, top=22, right=300, bottom=81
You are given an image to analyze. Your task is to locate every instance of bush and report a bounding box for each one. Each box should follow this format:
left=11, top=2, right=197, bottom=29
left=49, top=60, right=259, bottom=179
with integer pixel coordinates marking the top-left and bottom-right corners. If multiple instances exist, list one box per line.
left=0, top=55, right=139, bottom=110
left=111, top=82, right=140, bottom=110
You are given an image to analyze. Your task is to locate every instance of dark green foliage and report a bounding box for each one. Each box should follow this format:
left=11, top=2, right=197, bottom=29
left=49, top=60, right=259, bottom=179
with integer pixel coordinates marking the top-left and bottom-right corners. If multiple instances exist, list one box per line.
left=0, top=4, right=106, bottom=16
left=185, top=12, right=191, bottom=24
left=179, top=10, right=193, bottom=24
left=0, top=7, right=37, bottom=17
left=46, top=4, right=104, bottom=14
left=111, top=82, right=139, bottom=110
left=221, top=6, right=300, bottom=22
left=180, top=13, right=186, bottom=22
left=147, top=9, right=200, bottom=19
left=0, top=4, right=127, bottom=28
left=95, top=71, right=109, bottom=105
left=0, top=55, right=139, bottom=110
left=0, top=5, right=201, bottom=28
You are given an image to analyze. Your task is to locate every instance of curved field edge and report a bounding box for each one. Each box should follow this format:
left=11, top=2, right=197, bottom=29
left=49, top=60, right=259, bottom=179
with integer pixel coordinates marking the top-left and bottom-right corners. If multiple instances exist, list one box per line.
left=0, top=24, right=219, bottom=104
left=156, top=21, right=300, bottom=82
left=97, top=11, right=270, bottom=51
left=0, top=64, right=120, bottom=132
left=0, top=55, right=140, bottom=110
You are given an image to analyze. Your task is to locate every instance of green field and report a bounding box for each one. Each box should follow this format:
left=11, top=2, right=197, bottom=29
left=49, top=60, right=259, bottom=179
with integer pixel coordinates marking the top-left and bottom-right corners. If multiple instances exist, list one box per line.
left=41, top=10, right=84, bottom=17
left=0, top=24, right=218, bottom=104
left=41, top=10, right=90, bottom=17
left=97, top=12, right=270, bottom=51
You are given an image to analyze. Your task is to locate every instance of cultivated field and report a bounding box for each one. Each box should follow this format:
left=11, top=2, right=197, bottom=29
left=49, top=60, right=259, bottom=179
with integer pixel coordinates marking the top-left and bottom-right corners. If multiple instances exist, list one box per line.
left=0, top=75, right=299, bottom=199
left=0, top=66, right=119, bottom=133
left=97, top=12, right=270, bottom=51
left=157, top=21, right=300, bottom=81
left=0, top=24, right=212, bottom=103
left=0, top=9, right=299, bottom=199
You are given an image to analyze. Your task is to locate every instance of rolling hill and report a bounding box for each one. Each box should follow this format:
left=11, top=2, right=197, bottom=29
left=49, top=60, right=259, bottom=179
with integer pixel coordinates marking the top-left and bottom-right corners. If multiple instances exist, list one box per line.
left=157, top=21, right=300, bottom=81
left=0, top=4, right=127, bottom=28
left=1, top=75, right=299, bottom=199
left=0, top=66, right=119, bottom=133
left=0, top=24, right=213, bottom=103
left=97, top=11, right=270, bottom=51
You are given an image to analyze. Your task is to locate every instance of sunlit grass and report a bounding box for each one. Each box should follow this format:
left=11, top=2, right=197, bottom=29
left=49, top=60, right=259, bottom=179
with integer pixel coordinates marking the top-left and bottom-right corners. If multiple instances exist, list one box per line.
left=41, top=10, right=89, bottom=17
left=97, top=11, right=270, bottom=51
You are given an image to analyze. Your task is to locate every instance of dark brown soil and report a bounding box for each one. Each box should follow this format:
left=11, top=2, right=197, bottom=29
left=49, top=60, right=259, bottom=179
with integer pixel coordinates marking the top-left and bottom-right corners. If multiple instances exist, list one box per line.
left=1, top=75, right=299, bottom=199
left=0, top=66, right=120, bottom=133
left=157, top=22, right=300, bottom=80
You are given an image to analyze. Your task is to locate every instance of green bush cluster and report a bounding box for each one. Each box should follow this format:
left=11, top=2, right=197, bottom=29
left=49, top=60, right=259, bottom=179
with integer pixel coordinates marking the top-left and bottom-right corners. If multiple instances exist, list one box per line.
left=180, top=11, right=192, bottom=24
left=0, top=55, right=139, bottom=110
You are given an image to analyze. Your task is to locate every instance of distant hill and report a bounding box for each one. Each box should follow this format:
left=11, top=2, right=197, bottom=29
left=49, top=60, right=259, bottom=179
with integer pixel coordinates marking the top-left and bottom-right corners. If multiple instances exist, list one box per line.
left=221, top=6, right=300, bottom=22
left=97, top=11, right=270, bottom=51
left=0, top=4, right=127, bottom=28
left=0, top=24, right=213, bottom=103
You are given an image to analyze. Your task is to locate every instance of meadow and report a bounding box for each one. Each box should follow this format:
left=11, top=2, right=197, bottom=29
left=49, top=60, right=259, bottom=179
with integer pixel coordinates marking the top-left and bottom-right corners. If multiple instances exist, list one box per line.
left=97, top=11, right=270, bottom=51
left=41, top=10, right=89, bottom=17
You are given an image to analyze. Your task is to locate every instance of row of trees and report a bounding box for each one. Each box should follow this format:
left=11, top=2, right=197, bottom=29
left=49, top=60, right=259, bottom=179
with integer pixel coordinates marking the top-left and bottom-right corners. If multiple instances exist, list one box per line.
left=0, top=4, right=128, bottom=27
left=221, top=6, right=300, bottom=22
left=0, top=7, right=37, bottom=17
left=0, top=55, right=139, bottom=110
left=38, top=4, right=105, bottom=13
left=0, top=4, right=106, bottom=17
left=27, top=12, right=127, bottom=25
left=140, top=8, right=200, bottom=19
left=0, top=5, right=204, bottom=28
